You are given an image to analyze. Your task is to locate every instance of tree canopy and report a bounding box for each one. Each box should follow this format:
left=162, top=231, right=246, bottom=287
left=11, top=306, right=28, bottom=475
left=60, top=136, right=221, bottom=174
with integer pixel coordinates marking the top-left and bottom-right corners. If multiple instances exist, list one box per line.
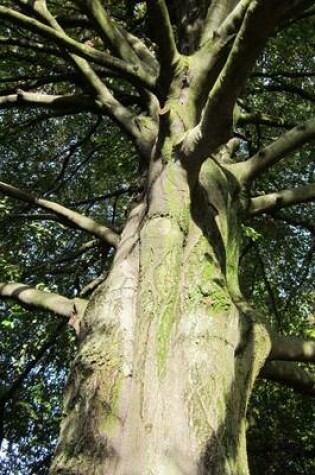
left=0, top=1, right=314, bottom=474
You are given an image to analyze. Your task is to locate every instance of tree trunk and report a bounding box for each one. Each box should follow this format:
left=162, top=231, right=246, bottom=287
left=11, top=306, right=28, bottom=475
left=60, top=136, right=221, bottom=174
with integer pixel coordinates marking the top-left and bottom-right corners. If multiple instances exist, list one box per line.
left=50, top=150, right=271, bottom=474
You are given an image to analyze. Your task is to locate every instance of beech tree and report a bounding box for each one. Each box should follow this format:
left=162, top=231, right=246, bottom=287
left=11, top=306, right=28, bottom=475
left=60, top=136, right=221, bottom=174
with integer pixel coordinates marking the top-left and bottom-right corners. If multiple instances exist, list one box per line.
left=0, top=1, right=314, bottom=474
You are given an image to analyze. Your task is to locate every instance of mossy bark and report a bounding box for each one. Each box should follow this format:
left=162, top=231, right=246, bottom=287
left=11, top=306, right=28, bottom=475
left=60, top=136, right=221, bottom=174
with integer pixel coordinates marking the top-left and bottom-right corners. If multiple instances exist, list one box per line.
left=50, top=151, right=270, bottom=475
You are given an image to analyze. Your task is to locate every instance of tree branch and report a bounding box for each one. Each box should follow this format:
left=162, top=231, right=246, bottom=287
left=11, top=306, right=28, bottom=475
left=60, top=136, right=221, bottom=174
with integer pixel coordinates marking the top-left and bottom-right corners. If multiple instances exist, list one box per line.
left=249, top=82, right=315, bottom=103
left=203, top=1, right=277, bottom=118
left=200, top=0, right=240, bottom=46
left=0, top=282, right=87, bottom=319
left=237, top=112, right=295, bottom=129
left=249, top=183, right=315, bottom=215
left=260, top=361, right=315, bottom=397
left=78, top=0, right=142, bottom=66
left=235, top=117, right=315, bottom=183
left=145, top=0, right=179, bottom=92
left=0, top=5, right=156, bottom=151
left=0, top=73, right=81, bottom=97
left=25, top=2, right=151, bottom=144
left=0, top=35, right=59, bottom=56
left=184, top=1, right=282, bottom=160
left=0, top=6, right=155, bottom=90
left=0, top=91, right=100, bottom=114
left=184, top=1, right=313, bottom=162
left=215, top=0, right=252, bottom=39
left=269, top=335, right=315, bottom=363
left=117, top=27, right=158, bottom=74
left=0, top=181, right=120, bottom=247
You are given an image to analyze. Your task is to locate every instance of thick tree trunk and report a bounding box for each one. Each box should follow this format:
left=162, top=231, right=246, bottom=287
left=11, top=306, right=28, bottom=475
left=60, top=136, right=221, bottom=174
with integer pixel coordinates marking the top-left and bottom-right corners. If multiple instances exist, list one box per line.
left=50, top=153, right=270, bottom=474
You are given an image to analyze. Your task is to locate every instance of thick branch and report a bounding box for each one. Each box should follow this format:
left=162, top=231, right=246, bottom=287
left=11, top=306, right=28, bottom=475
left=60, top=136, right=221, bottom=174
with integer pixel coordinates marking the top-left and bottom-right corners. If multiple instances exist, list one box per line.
left=200, top=0, right=239, bottom=45
left=269, top=335, right=315, bottom=363
left=0, top=6, right=154, bottom=90
left=26, top=2, right=149, bottom=144
left=65, top=55, right=145, bottom=141
left=118, top=27, right=159, bottom=74
left=202, top=1, right=276, bottom=121
left=249, top=183, right=315, bottom=215
left=186, top=1, right=313, bottom=161
left=260, top=361, right=315, bottom=397
left=236, top=117, right=315, bottom=183
left=0, top=282, right=87, bottom=319
left=183, top=1, right=280, bottom=160
left=0, top=91, right=99, bottom=114
left=146, top=0, right=178, bottom=69
left=0, top=181, right=120, bottom=247
left=216, top=0, right=252, bottom=39
left=78, top=0, right=141, bottom=66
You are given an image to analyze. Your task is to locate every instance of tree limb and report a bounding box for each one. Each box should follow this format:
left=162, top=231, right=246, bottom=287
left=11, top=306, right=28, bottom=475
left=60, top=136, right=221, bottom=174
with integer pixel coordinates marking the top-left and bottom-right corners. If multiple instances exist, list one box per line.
left=0, top=6, right=155, bottom=90
left=259, top=361, right=315, bottom=397
left=0, top=91, right=100, bottom=114
left=200, top=0, right=244, bottom=46
left=146, top=0, right=178, bottom=77
left=269, top=335, right=315, bottom=363
left=0, top=35, right=59, bottom=56
left=237, top=112, right=295, bottom=129
left=203, top=1, right=277, bottom=118
left=0, top=282, right=87, bottom=319
left=78, top=0, right=142, bottom=66
left=26, top=2, right=150, bottom=145
left=215, top=0, right=252, bottom=39
left=117, top=27, right=159, bottom=74
left=184, top=1, right=283, bottom=159
left=236, top=117, right=315, bottom=183
left=0, top=181, right=120, bottom=247
left=185, top=1, right=313, bottom=161
left=249, top=183, right=315, bottom=215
